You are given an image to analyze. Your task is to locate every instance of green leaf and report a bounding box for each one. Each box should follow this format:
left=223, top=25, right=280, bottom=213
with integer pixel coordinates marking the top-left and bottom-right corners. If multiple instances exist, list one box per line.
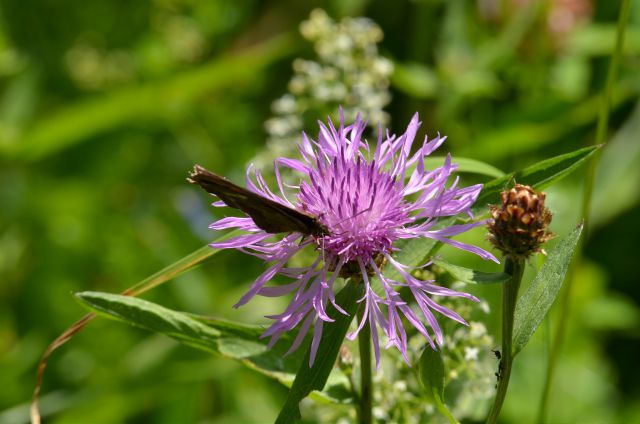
left=276, top=281, right=363, bottom=424
left=424, top=156, right=505, bottom=178
left=474, top=174, right=513, bottom=211
left=419, top=347, right=458, bottom=424
left=432, top=259, right=510, bottom=285
left=75, top=292, right=314, bottom=391
left=419, top=346, right=445, bottom=400
left=512, top=222, right=584, bottom=355
left=515, top=145, right=601, bottom=190
left=474, top=145, right=600, bottom=211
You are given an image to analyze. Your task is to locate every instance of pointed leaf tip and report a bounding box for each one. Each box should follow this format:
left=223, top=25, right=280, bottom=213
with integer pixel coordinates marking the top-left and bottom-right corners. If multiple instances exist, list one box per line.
left=419, top=347, right=458, bottom=423
left=433, top=259, right=510, bottom=285
left=419, top=346, right=445, bottom=400
left=275, top=282, right=362, bottom=424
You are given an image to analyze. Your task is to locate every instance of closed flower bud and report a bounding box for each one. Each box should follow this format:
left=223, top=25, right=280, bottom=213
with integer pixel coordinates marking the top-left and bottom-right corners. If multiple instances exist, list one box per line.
left=488, top=184, right=553, bottom=258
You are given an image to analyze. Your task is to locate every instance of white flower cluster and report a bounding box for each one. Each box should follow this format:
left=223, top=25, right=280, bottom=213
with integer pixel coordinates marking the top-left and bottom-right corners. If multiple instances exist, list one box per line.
left=257, top=9, right=393, bottom=169
left=437, top=288, right=497, bottom=420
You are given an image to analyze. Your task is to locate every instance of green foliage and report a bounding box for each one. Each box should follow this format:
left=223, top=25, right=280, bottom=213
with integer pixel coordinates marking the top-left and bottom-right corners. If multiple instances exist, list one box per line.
left=432, top=259, right=510, bottom=285
left=515, top=146, right=601, bottom=191
left=424, top=156, right=505, bottom=178
left=3, top=35, right=295, bottom=161
left=275, top=282, right=363, bottom=424
left=512, top=223, right=584, bottom=355
left=76, top=292, right=310, bottom=383
left=1, top=1, right=639, bottom=423
left=419, top=347, right=457, bottom=424
left=392, top=62, right=438, bottom=99
left=474, top=145, right=600, bottom=209
left=419, top=346, right=445, bottom=401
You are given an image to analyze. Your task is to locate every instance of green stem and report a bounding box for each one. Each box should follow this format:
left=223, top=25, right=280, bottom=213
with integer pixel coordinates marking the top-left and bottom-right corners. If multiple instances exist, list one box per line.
left=537, top=0, right=632, bottom=421
left=434, top=393, right=459, bottom=424
left=486, top=256, right=525, bottom=424
left=357, top=304, right=373, bottom=424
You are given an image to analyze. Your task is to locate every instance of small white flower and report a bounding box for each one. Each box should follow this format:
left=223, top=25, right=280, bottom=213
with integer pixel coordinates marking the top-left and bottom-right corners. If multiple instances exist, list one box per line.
left=464, top=346, right=479, bottom=361
left=469, top=321, right=488, bottom=338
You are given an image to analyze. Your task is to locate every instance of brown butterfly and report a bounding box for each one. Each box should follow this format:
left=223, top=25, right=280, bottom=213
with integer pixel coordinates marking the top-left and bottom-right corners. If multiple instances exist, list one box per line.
left=188, top=164, right=328, bottom=236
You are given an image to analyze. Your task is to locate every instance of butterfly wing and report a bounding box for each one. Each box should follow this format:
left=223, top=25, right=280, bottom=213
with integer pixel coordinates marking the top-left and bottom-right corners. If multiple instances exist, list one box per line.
left=188, top=165, right=326, bottom=236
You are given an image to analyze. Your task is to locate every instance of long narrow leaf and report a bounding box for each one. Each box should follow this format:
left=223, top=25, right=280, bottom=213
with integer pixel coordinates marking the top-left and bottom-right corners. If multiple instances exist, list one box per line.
left=76, top=292, right=306, bottom=377
left=512, top=222, right=584, bottom=355
left=432, top=259, right=510, bottom=285
left=474, top=145, right=600, bottom=210
left=516, top=146, right=601, bottom=190
left=423, top=156, right=505, bottom=178
left=31, top=231, right=239, bottom=424
left=276, top=282, right=363, bottom=424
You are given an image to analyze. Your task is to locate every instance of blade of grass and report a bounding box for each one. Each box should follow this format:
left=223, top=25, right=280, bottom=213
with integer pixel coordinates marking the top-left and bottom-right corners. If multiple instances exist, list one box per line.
left=537, top=0, right=632, bottom=421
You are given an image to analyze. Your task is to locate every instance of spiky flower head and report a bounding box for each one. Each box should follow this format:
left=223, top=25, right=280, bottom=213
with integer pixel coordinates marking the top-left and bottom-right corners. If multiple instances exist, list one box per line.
left=488, top=184, right=553, bottom=258
left=208, top=112, right=498, bottom=366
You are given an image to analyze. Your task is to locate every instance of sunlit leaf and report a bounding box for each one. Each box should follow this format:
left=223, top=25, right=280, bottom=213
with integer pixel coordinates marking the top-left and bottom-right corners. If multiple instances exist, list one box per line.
left=474, top=145, right=600, bottom=210
left=432, top=259, right=510, bottom=285
left=275, top=282, right=362, bottom=424
left=512, top=222, right=583, bottom=355
left=424, top=156, right=505, bottom=178
left=75, top=291, right=350, bottom=403
left=516, top=146, right=601, bottom=190
left=77, top=292, right=297, bottom=372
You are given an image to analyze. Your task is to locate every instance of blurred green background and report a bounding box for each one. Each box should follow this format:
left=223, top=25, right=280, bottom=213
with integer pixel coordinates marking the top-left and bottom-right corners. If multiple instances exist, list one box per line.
left=1, top=0, right=639, bottom=423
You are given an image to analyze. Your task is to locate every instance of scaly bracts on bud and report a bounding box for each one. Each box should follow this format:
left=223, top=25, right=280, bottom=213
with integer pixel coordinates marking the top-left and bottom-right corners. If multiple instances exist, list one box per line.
left=488, top=184, right=553, bottom=259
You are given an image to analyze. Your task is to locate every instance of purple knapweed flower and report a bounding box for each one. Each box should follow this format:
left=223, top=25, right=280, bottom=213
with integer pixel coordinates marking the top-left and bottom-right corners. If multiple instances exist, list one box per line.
left=208, top=112, right=498, bottom=367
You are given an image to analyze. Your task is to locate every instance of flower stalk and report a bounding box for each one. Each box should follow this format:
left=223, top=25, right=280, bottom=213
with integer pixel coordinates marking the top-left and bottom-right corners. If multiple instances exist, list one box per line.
left=486, top=255, right=525, bottom=424
left=485, top=183, right=551, bottom=423
left=357, top=304, right=373, bottom=424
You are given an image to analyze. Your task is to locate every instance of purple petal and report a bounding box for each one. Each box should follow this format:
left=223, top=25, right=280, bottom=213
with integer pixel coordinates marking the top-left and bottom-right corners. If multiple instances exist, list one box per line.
left=210, top=233, right=270, bottom=249
left=309, top=319, right=324, bottom=366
